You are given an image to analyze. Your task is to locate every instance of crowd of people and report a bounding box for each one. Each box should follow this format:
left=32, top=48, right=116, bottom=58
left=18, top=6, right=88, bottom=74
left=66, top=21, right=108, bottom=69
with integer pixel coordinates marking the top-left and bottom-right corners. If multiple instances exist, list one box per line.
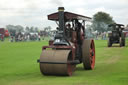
left=10, top=32, right=41, bottom=42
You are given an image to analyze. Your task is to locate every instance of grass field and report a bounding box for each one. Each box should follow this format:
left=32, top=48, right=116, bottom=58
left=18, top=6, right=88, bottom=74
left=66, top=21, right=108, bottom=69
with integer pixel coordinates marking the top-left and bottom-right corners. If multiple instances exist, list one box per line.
left=0, top=39, right=128, bottom=85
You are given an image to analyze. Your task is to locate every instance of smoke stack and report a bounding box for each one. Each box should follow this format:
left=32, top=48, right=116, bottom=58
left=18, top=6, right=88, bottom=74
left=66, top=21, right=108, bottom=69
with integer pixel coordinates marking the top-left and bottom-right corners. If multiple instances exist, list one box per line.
left=58, top=7, right=65, bottom=11
left=58, top=7, right=65, bottom=33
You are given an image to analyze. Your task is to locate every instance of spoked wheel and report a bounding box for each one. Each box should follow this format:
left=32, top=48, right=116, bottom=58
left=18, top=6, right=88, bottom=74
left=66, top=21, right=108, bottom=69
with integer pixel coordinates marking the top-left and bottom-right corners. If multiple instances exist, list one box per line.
left=82, top=39, right=95, bottom=70
left=121, top=33, right=125, bottom=46
left=39, top=50, right=76, bottom=76
left=119, top=37, right=122, bottom=47
left=122, top=39, right=125, bottom=46
left=108, top=38, right=112, bottom=47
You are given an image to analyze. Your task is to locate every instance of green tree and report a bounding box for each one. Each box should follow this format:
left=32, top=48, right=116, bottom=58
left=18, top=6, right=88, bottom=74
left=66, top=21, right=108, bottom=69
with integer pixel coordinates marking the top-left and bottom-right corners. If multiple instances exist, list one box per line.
left=6, top=25, right=24, bottom=33
left=44, top=26, right=52, bottom=32
left=30, top=26, right=34, bottom=32
left=6, top=25, right=16, bottom=36
left=15, top=25, right=24, bottom=32
left=6, top=25, right=15, bottom=32
left=35, top=27, right=39, bottom=32
left=25, top=26, right=30, bottom=32
left=92, top=11, right=115, bottom=33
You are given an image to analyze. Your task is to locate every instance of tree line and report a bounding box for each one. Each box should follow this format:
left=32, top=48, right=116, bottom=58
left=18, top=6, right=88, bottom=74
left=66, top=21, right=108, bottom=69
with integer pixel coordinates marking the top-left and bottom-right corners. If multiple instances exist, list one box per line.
left=6, top=25, right=52, bottom=34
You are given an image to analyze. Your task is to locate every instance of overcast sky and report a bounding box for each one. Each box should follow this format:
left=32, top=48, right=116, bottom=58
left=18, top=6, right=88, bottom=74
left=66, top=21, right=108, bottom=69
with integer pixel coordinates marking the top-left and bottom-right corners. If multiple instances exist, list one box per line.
left=0, top=0, right=128, bottom=29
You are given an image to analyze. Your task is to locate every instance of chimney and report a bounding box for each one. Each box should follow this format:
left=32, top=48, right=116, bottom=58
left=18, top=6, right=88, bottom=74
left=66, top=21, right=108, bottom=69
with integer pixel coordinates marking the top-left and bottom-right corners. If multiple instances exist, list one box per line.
left=58, top=7, right=65, bottom=32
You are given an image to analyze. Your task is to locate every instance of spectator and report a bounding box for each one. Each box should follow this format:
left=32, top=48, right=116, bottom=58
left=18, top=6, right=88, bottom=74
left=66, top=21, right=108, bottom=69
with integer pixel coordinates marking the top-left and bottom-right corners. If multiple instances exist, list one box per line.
left=38, top=34, right=41, bottom=41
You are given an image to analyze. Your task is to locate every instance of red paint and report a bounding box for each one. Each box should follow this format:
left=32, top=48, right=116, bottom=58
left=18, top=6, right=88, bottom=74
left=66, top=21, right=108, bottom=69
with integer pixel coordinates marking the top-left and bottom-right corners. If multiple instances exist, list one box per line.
left=90, top=40, right=95, bottom=69
left=0, top=28, right=9, bottom=37
left=4, top=30, right=9, bottom=37
left=67, top=64, right=72, bottom=76
left=49, top=40, right=54, bottom=46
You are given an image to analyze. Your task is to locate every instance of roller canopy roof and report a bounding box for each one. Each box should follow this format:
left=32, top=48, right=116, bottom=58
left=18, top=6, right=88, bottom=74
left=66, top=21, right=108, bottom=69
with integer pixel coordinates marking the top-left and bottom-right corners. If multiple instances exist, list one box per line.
left=48, top=12, right=92, bottom=21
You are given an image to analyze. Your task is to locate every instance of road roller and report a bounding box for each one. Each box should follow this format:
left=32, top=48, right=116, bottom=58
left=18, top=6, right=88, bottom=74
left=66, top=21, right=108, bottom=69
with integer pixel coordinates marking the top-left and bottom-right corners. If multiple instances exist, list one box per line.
left=108, top=23, right=125, bottom=47
left=37, top=7, right=95, bottom=76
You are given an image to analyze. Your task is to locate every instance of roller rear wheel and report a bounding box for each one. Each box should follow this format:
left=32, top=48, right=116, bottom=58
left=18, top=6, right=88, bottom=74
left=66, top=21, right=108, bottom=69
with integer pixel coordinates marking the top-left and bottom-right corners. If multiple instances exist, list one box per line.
left=82, top=39, right=95, bottom=70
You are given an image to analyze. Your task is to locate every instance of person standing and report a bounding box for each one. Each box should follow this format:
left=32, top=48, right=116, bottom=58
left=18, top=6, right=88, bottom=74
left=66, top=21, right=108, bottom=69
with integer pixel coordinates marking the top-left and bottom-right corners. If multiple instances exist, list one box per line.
left=1, top=34, right=4, bottom=41
left=38, top=34, right=41, bottom=41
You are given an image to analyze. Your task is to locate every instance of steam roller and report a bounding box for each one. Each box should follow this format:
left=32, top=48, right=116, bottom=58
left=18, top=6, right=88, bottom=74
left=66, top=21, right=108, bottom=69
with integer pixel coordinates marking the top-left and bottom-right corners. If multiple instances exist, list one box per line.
left=37, top=7, right=95, bottom=76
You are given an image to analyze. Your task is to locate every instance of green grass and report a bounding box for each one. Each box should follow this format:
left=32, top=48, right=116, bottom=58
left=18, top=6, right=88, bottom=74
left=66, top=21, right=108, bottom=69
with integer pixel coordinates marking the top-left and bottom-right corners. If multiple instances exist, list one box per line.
left=0, top=39, right=128, bottom=85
